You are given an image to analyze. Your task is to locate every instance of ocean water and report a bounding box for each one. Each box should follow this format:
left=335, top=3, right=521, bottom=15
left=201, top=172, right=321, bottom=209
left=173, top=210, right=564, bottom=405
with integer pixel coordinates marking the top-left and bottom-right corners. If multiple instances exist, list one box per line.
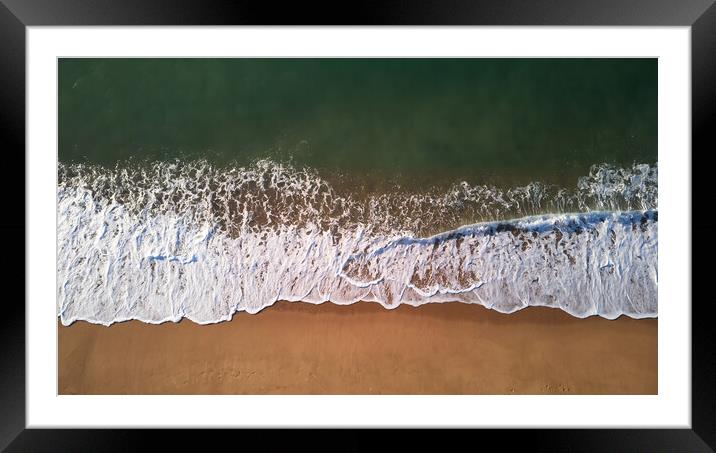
left=57, top=58, right=658, bottom=325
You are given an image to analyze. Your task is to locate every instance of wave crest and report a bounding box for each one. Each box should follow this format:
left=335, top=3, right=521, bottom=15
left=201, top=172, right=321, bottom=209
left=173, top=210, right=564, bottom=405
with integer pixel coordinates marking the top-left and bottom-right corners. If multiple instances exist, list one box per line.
left=57, top=160, right=658, bottom=325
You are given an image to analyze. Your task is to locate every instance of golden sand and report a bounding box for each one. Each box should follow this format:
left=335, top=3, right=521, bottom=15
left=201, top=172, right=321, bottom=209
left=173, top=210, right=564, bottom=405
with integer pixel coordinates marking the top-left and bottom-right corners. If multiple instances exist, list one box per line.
left=59, top=301, right=656, bottom=395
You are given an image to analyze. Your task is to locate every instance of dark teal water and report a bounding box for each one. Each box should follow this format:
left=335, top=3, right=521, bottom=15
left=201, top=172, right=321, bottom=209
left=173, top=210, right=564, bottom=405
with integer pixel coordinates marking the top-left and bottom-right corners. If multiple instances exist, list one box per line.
left=59, top=58, right=656, bottom=186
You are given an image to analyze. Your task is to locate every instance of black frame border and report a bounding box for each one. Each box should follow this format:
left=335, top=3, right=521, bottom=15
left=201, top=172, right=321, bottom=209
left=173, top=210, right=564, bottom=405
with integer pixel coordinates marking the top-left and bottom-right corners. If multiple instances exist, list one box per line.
left=2, top=0, right=714, bottom=450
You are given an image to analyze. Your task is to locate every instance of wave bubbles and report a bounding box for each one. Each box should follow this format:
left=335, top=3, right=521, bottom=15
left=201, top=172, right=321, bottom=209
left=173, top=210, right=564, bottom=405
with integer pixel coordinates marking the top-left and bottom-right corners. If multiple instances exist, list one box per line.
left=58, top=159, right=657, bottom=237
left=57, top=159, right=658, bottom=325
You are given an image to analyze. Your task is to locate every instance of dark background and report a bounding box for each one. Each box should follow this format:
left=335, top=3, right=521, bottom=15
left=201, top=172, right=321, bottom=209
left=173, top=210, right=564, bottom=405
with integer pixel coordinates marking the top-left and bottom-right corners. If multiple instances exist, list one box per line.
left=1, top=0, right=713, bottom=451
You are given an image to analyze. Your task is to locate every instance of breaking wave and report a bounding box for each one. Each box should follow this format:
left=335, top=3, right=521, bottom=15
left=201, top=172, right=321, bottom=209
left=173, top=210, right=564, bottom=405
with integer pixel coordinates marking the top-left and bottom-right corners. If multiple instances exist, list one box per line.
left=57, top=159, right=657, bottom=325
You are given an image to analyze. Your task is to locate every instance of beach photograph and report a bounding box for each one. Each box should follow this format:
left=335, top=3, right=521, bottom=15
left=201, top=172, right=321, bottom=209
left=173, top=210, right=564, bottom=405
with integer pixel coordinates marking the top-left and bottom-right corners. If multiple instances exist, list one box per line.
left=57, top=58, right=657, bottom=395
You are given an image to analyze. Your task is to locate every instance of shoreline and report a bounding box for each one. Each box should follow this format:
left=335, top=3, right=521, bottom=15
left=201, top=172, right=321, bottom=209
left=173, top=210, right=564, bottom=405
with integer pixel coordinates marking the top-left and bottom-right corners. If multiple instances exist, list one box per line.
left=59, top=301, right=657, bottom=395
left=58, top=288, right=660, bottom=328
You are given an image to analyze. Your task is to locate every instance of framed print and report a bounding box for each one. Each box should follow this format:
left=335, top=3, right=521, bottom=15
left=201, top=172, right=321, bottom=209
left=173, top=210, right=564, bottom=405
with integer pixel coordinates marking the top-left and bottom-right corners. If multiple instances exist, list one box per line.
left=4, top=0, right=714, bottom=450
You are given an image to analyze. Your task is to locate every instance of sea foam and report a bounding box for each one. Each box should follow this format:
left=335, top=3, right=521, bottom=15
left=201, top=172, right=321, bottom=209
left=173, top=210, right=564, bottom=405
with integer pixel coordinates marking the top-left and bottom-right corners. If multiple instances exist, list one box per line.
left=57, top=159, right=657, bottom=325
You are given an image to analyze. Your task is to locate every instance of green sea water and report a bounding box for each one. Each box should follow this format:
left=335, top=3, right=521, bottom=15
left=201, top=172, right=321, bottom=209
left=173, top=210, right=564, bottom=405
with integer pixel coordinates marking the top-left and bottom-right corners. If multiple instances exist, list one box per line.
left=58, top=58, right=656, bottom=187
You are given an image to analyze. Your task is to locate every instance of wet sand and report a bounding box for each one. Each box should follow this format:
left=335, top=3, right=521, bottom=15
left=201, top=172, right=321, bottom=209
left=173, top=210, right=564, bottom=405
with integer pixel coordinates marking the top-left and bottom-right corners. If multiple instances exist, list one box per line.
left=58, top=301, right=657, bottom=395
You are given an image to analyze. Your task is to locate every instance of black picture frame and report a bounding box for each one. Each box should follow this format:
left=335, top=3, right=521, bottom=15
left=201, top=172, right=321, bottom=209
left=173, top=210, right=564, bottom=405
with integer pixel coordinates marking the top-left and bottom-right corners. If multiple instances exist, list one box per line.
left=2, top=0, right=713, bottom=450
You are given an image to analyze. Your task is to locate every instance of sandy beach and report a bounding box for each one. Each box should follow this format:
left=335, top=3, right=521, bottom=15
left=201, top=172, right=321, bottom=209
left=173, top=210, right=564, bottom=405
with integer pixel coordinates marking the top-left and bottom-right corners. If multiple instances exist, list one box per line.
left=58, top=301, right=657, bottom=395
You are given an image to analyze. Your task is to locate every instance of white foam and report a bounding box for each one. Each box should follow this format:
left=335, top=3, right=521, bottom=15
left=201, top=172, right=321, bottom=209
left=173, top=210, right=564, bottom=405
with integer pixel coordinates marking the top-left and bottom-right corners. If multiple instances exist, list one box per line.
left=57, top=160, right=658, bottom=325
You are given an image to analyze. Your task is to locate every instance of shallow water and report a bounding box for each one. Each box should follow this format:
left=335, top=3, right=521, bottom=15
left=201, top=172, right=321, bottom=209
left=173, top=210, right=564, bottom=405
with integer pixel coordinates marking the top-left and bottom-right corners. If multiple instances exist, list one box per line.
left=57, top=160, right=657, bottom=325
